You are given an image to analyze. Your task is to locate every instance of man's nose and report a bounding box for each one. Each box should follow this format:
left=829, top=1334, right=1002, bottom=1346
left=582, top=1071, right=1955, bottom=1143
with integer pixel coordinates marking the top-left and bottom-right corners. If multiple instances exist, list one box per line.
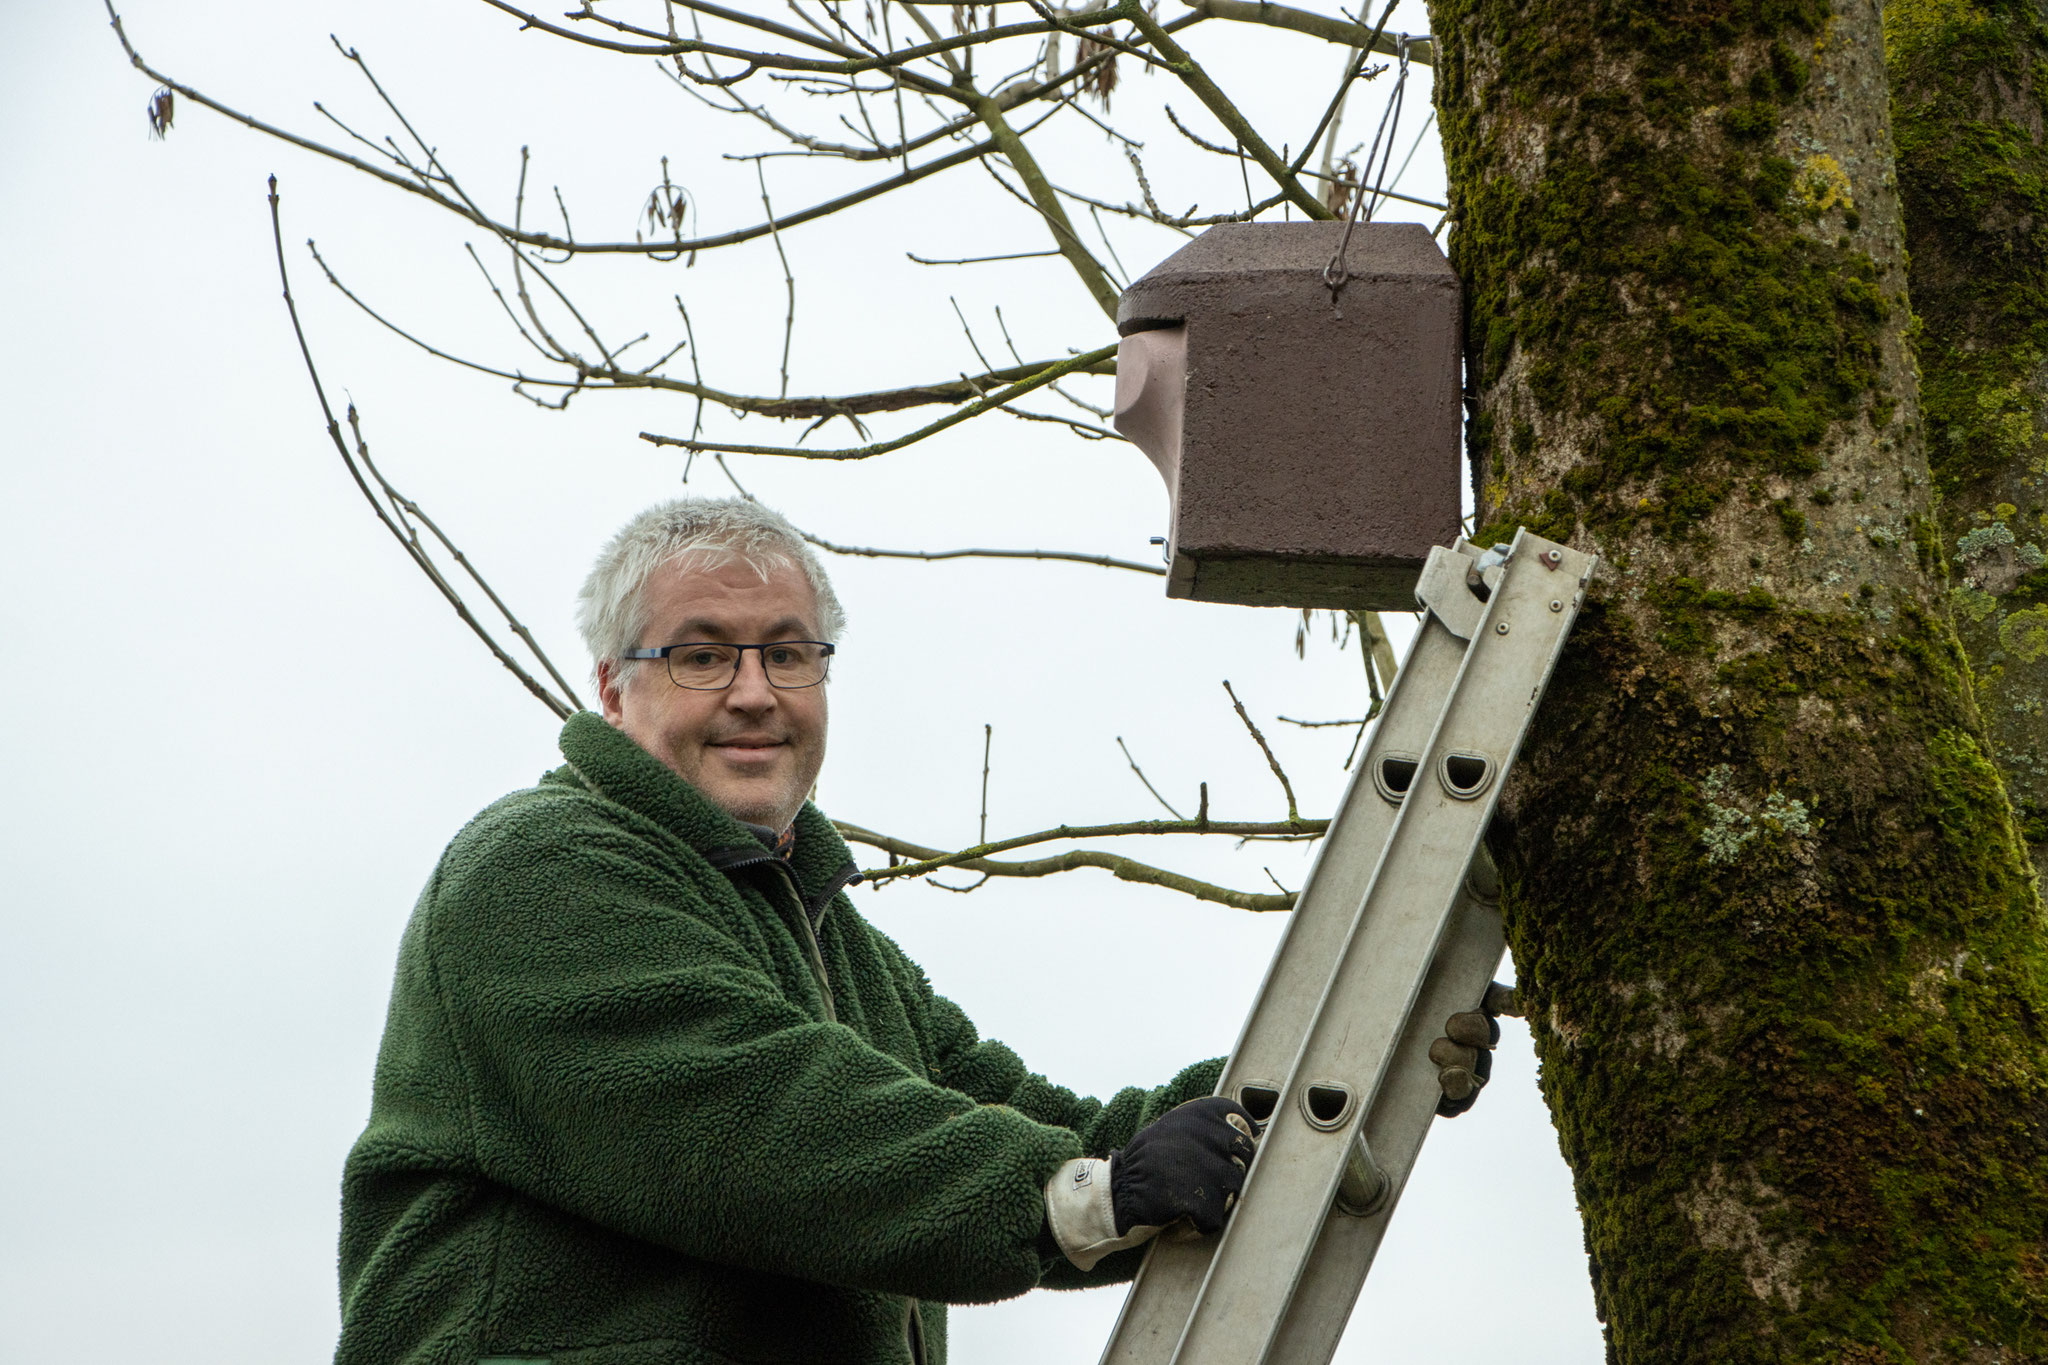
left=724, top=649, right=778, bottom=710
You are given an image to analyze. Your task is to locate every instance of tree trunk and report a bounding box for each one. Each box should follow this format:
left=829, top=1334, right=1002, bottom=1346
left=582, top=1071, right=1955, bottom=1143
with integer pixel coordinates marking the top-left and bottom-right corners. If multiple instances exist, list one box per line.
left=1890, top=0, right=2048, bottom=868
left=1430, top=0, right=2048, bottom=1358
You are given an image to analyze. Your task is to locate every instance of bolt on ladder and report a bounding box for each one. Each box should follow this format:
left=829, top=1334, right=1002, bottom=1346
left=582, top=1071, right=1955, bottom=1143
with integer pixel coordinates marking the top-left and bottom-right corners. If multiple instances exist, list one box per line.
left=1100, top=528, right=1597, bottom=1365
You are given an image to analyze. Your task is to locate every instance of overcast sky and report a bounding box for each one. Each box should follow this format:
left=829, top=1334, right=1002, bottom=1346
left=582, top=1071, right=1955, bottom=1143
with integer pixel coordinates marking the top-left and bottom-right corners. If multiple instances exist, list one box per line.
left=2, top=2, right=1602, bottom=1360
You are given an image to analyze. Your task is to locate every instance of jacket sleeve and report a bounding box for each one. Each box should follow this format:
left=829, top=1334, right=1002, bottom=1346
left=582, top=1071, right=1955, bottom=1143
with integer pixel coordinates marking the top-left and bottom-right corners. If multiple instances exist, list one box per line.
left=422, top=796, right=1082, bottom=1306
left=920, top=983, right=1226, bottom=1288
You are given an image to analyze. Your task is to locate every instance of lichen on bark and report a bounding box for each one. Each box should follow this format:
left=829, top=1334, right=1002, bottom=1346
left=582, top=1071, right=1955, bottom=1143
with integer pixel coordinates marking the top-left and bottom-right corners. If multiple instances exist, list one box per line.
left=1890, top=0, right=2048, bottom=858
left=1430, top=0, right=2048, bottom=1358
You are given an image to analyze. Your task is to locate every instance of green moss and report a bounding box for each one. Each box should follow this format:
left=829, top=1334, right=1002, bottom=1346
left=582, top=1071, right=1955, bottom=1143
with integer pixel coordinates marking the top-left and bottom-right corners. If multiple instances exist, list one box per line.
left=1951, top=583, right=1999, bottom=621
left=1721, top=102, right=1780, bottom=140
left=1997, top=604, right=2048, bottom=660
left=1892, top=0, right=2048, bottom=498
left=1440, top=0, right=1886, bottom=543
left=1474, top=487, right=1578, bottom=547
left=1649, top=576, right=1780, bottom=654
left=1908, top=512, right=1943, bottom=575
left=1773, top=496, right=1809, bottom=541
left=2003, top=560, right=2048, bottom=605
left=1435, top=4, right=2048, bottom=1357
left=1893, top=0, right=2048, bottom=871
left=1494, top=594, right=2048, bottom=1362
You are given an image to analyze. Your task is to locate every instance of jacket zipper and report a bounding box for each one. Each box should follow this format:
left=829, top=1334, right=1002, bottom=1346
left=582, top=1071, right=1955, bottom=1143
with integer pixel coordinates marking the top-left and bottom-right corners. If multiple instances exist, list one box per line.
left=709, top=852, right=859, bottom=1025
left=713, top=852, right=920, bottom=1359
left=906, top=1295, right=927, bottom=1365
left=777, top=861, right=838, bottom=1025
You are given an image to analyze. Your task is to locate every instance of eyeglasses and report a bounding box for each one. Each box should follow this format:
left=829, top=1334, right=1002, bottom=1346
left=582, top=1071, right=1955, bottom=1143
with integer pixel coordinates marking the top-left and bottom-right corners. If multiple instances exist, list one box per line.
left=621, top=640, right=836, bottom=691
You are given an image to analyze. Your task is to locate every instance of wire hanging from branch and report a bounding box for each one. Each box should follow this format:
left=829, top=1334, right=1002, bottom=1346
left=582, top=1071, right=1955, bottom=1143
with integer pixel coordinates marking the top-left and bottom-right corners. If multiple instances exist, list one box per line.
left=1322, top=32, right=1414, bottom=298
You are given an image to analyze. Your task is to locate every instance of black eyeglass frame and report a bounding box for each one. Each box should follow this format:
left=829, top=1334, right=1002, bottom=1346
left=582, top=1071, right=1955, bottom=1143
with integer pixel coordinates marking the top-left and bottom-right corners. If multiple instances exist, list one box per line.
left=620, top=640, right=837, bottom=691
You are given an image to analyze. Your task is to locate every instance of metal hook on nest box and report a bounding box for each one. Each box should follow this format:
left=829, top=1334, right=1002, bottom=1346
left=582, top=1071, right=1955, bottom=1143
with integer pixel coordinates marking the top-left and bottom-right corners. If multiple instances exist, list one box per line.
left=1324, top=32, right=1416, bottom=303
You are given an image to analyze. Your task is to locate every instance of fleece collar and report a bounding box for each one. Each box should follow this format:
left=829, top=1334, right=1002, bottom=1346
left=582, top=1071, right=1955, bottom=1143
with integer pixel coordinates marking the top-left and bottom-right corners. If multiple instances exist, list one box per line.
left=552, top=710, right=858, bottom=901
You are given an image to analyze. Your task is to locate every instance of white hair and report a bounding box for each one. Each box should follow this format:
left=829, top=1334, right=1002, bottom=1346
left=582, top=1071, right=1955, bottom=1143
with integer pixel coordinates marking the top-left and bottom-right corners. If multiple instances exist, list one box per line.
left=577, top=497, right=846, bottom=689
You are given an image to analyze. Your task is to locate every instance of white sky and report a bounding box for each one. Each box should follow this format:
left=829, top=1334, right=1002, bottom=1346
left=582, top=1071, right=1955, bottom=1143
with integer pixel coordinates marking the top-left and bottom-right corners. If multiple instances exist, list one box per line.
left=1, top=1, right=1602, bottom=1360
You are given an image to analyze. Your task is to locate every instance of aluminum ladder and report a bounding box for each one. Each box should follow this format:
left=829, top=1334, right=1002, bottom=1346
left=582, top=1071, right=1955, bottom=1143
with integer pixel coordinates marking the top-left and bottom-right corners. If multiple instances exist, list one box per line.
left=1100, top=528, right=1596, bottom=1365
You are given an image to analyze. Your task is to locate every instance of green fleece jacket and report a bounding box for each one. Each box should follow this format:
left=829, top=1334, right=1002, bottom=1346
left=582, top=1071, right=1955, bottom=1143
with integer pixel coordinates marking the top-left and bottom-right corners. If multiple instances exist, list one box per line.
left=336, top=711, right=1222, bottom=1365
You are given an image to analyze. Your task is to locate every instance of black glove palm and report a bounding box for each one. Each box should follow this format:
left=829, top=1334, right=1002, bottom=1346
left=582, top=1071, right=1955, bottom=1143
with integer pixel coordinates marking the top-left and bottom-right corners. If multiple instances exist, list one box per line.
left=1111, top=1096, right=1259, bottom=1237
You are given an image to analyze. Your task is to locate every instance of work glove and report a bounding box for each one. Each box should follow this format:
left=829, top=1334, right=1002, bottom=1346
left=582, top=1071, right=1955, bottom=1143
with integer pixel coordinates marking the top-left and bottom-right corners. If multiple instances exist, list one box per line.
left=1043, top=1096, right=1258, bottom=1271
left=1432, top=981, right=1520, bottom=1118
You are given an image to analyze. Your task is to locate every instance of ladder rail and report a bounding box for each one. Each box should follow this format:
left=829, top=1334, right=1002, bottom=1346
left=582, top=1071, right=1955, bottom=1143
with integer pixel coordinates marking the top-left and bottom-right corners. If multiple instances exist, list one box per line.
left=1168, top=531, right=1591, bottom=1365
left=1097, top=531, right=1595, bottom=1365
left=1266, top=888, right=1506, bottom=1365
left=1097, top=542, right=1485, bottom=1365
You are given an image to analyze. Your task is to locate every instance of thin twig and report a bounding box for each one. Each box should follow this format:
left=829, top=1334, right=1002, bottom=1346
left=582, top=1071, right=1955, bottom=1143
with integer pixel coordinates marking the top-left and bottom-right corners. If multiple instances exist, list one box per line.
left=809, top=531, right=1163, bottom=573
left=1117, top=737, right=1186, bottom=818
left=1344, top=609, right=1395, bottom=769
left=907, top=247, right=1063, bottom=265
left=1343, top=694, right=1384, bottom=769
left=264, top=175, right=577, bottom=721
left=110, top=5, right=1001, bottom=258
left=349, top=419, right=588, bottom=711
left=1222, top=680, right=1300, bottom=823
left=712, top=455, right=1163, bottom=573
left=1288, top=0, right=1399, bottom=179
left=314, top=238, right=1107, bottom=420
left=1126, top=5, right=1327, bottom=220
left=756, top=160, right=797, bottom=399
left=979, top=723, right=993, bottom=844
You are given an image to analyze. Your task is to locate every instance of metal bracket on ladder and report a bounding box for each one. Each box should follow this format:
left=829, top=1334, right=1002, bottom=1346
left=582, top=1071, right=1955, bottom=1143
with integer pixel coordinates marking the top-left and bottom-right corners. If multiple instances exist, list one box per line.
left=1100, top=528, right=1596, bottom=1365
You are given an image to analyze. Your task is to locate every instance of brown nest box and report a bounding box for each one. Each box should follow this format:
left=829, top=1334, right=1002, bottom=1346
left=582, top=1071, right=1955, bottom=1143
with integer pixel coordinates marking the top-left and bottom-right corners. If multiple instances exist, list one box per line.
left=1113, top=221, right=1462, bottom=611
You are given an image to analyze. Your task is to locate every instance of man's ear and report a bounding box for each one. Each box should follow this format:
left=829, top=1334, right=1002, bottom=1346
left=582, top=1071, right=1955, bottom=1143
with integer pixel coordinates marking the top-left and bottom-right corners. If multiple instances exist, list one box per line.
left=597, top=659, right=629, bottom=725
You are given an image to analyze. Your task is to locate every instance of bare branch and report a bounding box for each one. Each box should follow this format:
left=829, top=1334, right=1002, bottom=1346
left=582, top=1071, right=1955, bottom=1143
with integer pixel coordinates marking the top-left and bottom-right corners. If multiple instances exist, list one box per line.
left=756, top=161, right=798, bottom=398
left=309, top=241, right=1111, bottom=421
left=979, top=724, right=993, bottom=844
left=264, top=175, right=578, bottom=720
left=1353, top=608, right=1400, bottom=695
left=486, top=0, right=1052, bottom=89
left=348, top=412, right=590, bottom=712
left=837, top=821, right=1310, bottom=912
left=975, top=98, right=1121, bottom=315
left=1184, top=0, right=1433, bottom=64
left=855, top=814, right=1327, bottom=880
left=1164, top=91, right=1446, bottom=213
left=806, top=533, right=1166, bottom=573
left=1125, top=6, right=1327, bottom=221
left=108, top=6, right=1005, bottom=257
left=1222, top=680, right=1300, bottom=823
left=907, top=246, right=1063, bottom=265
left=1287, top=0, right=1400, bottom=180
left=640, top=342, right=1118, bottom=459
left=713, top=453, right=1163, bottom=573
left=1117, top=737, right=1186, bottom=818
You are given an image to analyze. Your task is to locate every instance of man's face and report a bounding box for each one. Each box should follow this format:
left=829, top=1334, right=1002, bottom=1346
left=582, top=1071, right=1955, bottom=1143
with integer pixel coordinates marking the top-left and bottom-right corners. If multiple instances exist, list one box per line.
left=599, top=557, right=829, bottom=830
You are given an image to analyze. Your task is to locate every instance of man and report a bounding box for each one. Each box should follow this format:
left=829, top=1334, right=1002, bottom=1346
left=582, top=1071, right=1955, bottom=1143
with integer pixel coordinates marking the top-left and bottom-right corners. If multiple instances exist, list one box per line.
left=335, top=498, right=1498, bottom=1365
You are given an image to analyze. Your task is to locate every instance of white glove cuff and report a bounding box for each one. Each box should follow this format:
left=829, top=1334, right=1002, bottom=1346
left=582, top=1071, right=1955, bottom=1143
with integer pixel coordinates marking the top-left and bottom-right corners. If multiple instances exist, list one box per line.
left=1044, top=1157, right=1154, bottom=1271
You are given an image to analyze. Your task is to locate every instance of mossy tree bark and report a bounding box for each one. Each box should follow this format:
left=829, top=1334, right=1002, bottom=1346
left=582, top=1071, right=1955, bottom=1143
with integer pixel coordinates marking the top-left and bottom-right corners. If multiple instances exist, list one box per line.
left=1431, top=0, right=2048, bottom=1358
left=1890, top=0, right=2048, bottom=865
